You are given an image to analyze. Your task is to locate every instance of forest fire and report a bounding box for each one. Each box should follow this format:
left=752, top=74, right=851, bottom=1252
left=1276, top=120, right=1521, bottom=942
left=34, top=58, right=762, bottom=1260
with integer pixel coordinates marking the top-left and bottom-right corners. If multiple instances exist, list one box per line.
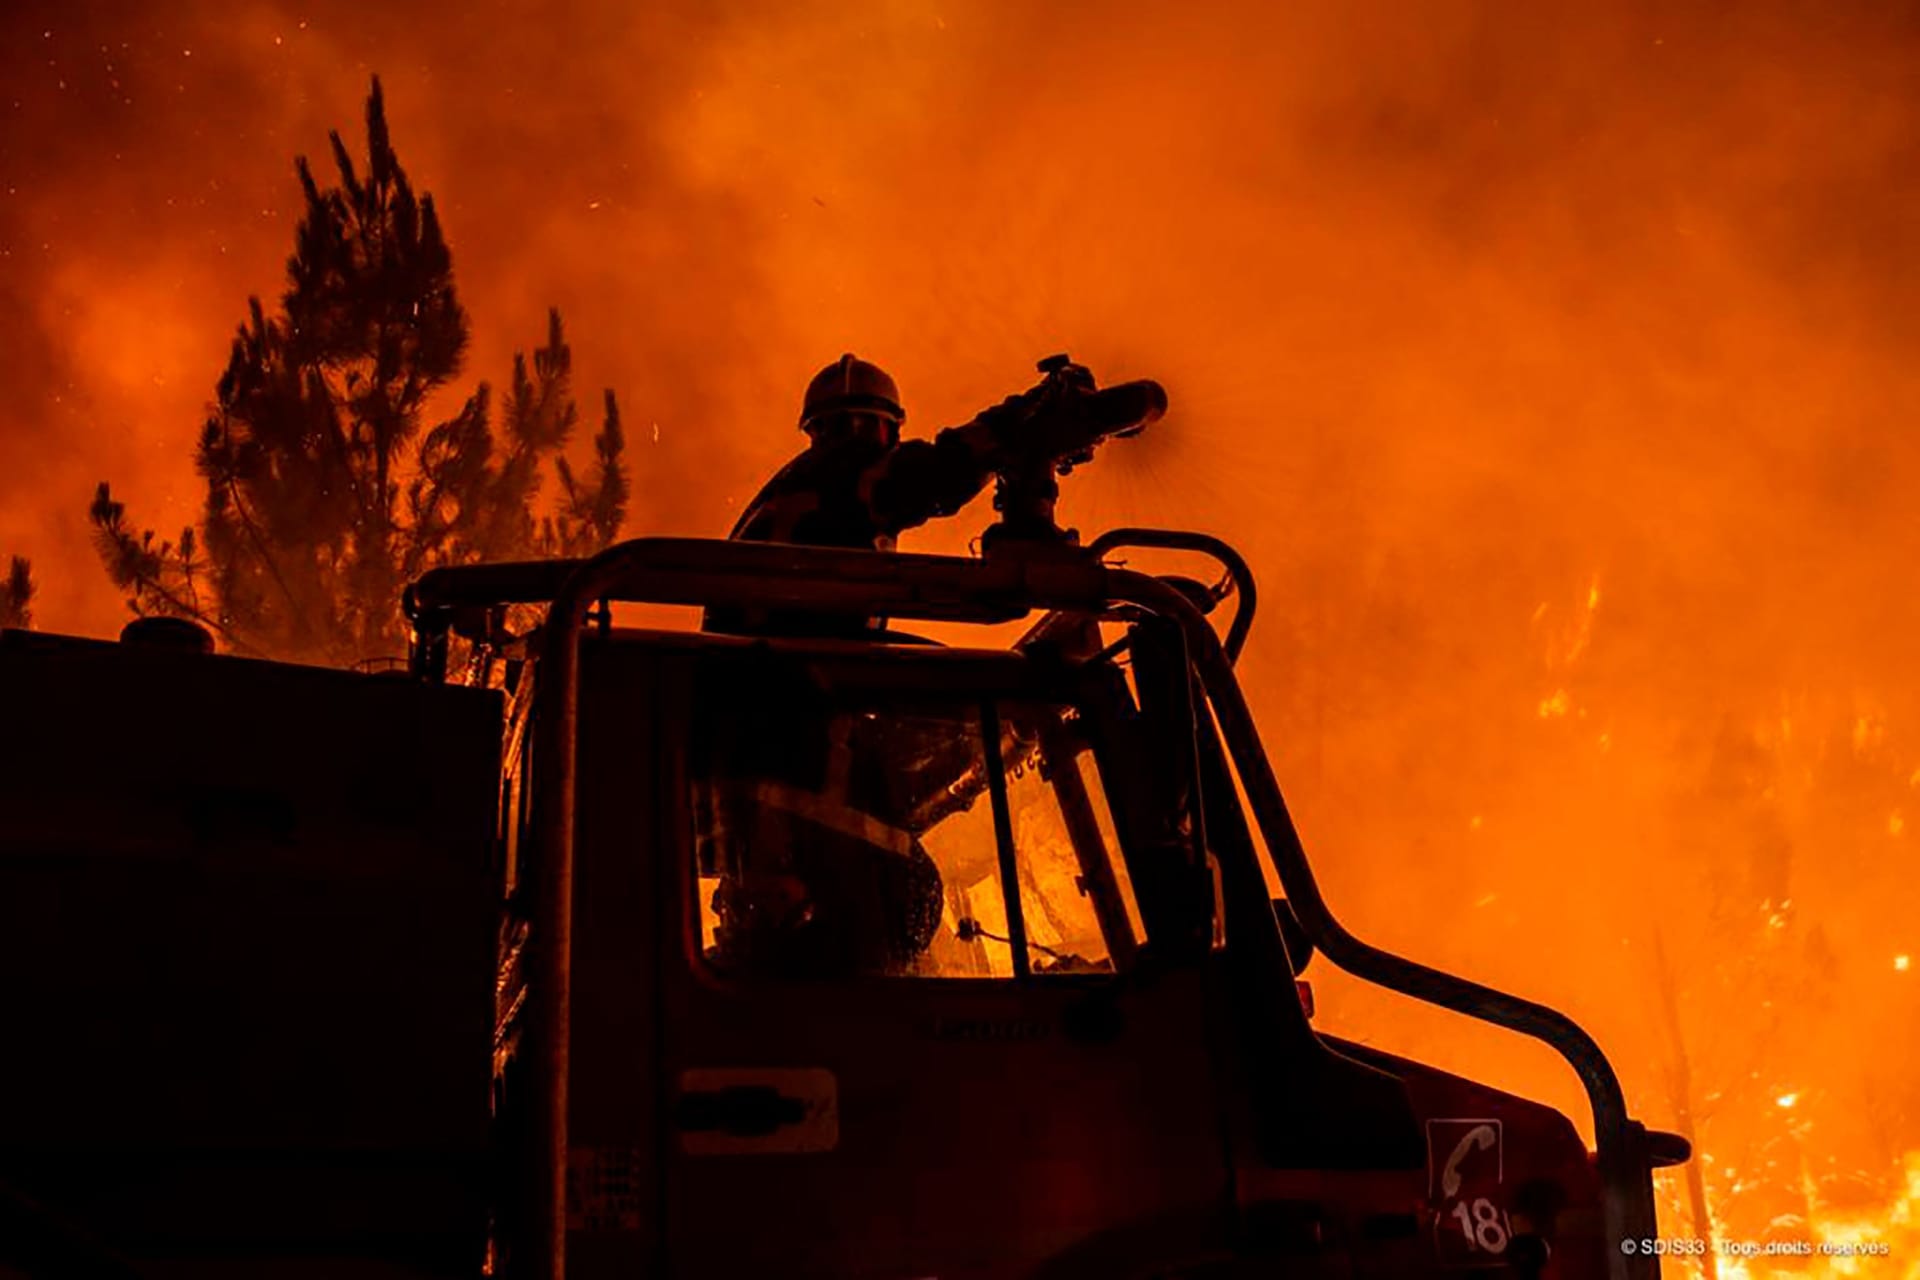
left=4, top=0, right=1919, bottom=1276
left=1695, top=1152, right=1920, bottom=1279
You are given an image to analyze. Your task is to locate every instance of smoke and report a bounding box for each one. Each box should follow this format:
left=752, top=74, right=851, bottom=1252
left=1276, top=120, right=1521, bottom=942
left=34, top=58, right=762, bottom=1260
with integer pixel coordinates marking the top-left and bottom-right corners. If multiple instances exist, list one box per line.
left=5, top=0, right=1920, bottom=1222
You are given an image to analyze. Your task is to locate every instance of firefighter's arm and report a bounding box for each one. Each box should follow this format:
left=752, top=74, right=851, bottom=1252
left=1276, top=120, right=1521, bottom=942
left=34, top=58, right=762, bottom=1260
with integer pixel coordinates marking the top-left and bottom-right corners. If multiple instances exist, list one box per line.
left=859, top=411, right=1011, bottom=536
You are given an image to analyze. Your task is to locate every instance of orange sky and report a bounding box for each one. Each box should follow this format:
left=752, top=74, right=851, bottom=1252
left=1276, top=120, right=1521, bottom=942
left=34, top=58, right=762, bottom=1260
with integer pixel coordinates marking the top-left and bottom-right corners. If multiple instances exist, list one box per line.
left=6, top=0, right=1920, bottom=1241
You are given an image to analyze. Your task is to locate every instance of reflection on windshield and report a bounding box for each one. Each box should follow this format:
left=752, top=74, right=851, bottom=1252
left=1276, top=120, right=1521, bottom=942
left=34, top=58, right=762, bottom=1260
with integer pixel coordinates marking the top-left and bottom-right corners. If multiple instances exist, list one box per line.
left=688, top=684, right=1141, bottom=980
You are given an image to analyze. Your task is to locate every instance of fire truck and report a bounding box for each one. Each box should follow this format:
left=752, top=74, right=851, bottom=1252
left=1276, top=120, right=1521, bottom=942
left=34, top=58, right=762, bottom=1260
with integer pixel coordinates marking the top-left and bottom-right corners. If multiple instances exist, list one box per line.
left=0, top=369, right=1684, bottom=1280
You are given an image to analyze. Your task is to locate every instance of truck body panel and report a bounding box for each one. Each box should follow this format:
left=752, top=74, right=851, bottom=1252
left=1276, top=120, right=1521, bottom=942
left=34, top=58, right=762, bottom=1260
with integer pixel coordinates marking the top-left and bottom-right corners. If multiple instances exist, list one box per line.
left=0, top=630, right=500, bottom=1278
left=2, top=530, right=1673, bottom=1279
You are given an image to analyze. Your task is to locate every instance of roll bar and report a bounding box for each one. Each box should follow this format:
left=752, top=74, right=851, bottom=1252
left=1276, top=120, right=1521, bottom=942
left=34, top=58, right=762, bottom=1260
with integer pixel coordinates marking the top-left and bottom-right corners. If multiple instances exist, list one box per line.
left=406, top=535, right=1659, bottom=1280
left=1086, top=528, right=1257, bottom=663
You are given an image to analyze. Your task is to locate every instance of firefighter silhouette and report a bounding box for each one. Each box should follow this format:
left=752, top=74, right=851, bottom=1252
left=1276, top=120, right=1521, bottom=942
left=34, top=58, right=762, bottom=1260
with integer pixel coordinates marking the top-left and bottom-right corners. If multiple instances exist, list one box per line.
left=735, top=353, right=1002, bottom=553
left=702, top=353, right=1011, bottom=636
left=693, top=354, right=1163, bottom=970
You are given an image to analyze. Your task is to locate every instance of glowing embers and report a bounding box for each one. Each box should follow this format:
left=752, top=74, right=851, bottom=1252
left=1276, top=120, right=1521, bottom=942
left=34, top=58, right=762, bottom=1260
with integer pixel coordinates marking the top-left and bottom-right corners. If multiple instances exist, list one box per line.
left=1531, top=573, right=1603, bottom=723
left=1688, top=1151, right=1920, bottom=1279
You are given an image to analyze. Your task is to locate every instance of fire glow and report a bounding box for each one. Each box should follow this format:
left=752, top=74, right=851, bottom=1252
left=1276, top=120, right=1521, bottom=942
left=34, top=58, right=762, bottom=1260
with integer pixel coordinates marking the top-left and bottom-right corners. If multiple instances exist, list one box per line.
left=4, top=2, right=1919, bottom=1269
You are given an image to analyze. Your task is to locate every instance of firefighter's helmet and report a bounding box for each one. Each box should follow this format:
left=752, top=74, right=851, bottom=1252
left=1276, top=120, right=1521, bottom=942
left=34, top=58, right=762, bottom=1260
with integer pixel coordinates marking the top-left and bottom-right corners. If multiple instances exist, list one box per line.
left=799, top=353, right=904, bottom=438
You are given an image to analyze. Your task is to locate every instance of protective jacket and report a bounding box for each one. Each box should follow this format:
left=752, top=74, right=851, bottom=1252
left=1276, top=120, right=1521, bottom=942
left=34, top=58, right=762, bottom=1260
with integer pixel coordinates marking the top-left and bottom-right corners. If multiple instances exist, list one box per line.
left=703, top=418, right=1001, bottom=635
left=726, top=422, right=997, bottom=552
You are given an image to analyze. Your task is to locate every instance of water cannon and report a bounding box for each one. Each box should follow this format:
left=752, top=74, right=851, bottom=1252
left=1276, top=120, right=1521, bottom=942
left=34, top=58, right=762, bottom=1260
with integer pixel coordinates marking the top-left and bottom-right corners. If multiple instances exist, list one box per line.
left=979, top=353, right=1167, bottom=555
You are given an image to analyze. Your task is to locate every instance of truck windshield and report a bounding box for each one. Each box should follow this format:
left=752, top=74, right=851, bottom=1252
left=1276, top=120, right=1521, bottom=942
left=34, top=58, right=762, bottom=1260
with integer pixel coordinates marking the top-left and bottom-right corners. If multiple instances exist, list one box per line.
left=688, top=691, right=1144, bottom=980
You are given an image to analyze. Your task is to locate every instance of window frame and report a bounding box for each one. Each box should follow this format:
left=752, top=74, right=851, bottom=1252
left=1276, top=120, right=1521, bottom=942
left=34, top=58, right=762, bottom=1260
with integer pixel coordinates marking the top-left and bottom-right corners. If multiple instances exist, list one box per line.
left=672, top=641, right=1162, bottom=986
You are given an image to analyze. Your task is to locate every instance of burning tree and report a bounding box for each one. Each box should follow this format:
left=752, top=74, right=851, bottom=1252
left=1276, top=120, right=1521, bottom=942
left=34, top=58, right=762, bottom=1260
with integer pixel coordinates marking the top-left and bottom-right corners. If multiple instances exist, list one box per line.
left=0, top=557, right=33, bottom=629
left=1648, top=713, right=1864, bottom=1267
left=1518, top=577, right=1907, bottom=1268
left=91, top=79, right=626, bottom=666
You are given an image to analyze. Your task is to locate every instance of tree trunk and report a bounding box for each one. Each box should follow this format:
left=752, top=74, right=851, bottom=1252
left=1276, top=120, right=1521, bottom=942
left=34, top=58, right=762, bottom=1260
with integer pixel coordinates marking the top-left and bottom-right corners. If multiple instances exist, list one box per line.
left=1654, top=927, right=1718, bottom=1279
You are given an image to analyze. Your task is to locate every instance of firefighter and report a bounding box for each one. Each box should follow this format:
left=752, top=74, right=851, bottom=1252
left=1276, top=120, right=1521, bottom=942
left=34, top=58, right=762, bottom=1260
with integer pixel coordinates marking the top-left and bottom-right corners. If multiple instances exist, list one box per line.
left=727, top=352, right=1002, bottom=554
left=702, top=353, right=1033, bottom=636
left=693, top=354, right=1163, bottom=966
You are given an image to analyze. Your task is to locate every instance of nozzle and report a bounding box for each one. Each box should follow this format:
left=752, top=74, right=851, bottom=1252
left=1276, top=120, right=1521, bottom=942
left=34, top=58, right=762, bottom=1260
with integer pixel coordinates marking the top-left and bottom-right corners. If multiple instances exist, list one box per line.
left=980, top=370, right=1166, bottom=555
left=1087, top=379, right=1167, bottom=439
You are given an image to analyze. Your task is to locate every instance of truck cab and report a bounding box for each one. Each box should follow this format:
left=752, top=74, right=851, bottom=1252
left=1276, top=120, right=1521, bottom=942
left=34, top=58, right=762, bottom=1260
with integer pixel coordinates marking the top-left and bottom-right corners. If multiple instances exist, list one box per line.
left=412, top=532, right=1680, bottom=1280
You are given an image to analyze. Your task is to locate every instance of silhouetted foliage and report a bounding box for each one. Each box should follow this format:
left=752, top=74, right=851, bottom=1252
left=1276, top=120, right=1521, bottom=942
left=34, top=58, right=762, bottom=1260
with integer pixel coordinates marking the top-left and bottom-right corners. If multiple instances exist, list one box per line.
left=92, top=78, right=626, bottom=665
left=550, top=389, right=629, bottom=559
left=0, top=556, right=33, bottom=629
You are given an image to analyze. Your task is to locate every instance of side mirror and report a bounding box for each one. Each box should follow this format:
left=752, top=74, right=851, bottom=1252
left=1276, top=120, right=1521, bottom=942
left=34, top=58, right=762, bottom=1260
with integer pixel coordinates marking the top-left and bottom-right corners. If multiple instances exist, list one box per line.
left=1271, top=898, right=1314, bottom=976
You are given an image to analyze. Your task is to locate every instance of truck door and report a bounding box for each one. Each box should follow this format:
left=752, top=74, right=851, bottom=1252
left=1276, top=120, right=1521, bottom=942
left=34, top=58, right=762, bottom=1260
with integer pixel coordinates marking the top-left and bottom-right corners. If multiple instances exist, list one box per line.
left=652, top=649, right=1232, bottom=1280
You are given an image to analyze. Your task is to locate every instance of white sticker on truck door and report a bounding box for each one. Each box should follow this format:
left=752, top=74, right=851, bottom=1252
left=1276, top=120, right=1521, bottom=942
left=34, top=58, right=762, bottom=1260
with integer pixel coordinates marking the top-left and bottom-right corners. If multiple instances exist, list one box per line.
left=1428, top=1117, right=1509, bottom=1267
left=675, top=1067, right=839, bottom=1155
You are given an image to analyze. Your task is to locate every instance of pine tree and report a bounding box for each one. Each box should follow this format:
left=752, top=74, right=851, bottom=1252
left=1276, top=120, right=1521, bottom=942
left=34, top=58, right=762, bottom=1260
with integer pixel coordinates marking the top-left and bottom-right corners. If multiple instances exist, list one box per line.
left=92, top=78, right=627, bottom=666
left=0, top=557, right=33, bottom=629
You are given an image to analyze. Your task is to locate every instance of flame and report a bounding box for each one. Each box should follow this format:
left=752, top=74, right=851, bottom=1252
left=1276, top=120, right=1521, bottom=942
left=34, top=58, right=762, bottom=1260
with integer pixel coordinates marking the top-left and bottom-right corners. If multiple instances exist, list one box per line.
left=1855, top=712, right=1890, bottom=757
left=1535, top=576, right=1605, bottom=675
left=1675, top=1151, right=1920, bottom=1279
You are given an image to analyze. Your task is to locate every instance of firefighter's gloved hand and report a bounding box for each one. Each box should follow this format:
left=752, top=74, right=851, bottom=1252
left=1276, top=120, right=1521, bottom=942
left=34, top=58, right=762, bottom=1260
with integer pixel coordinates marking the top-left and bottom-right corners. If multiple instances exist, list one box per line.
left=947, top=390, right=1045, bottom=471
left=971, top=374, right=1097, bottom=467
left=953, top=361, right=1164, bottom=477
left=973, top=358, right=1094, bottom=440
left=1005, top=379, right=1167, bottom=473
